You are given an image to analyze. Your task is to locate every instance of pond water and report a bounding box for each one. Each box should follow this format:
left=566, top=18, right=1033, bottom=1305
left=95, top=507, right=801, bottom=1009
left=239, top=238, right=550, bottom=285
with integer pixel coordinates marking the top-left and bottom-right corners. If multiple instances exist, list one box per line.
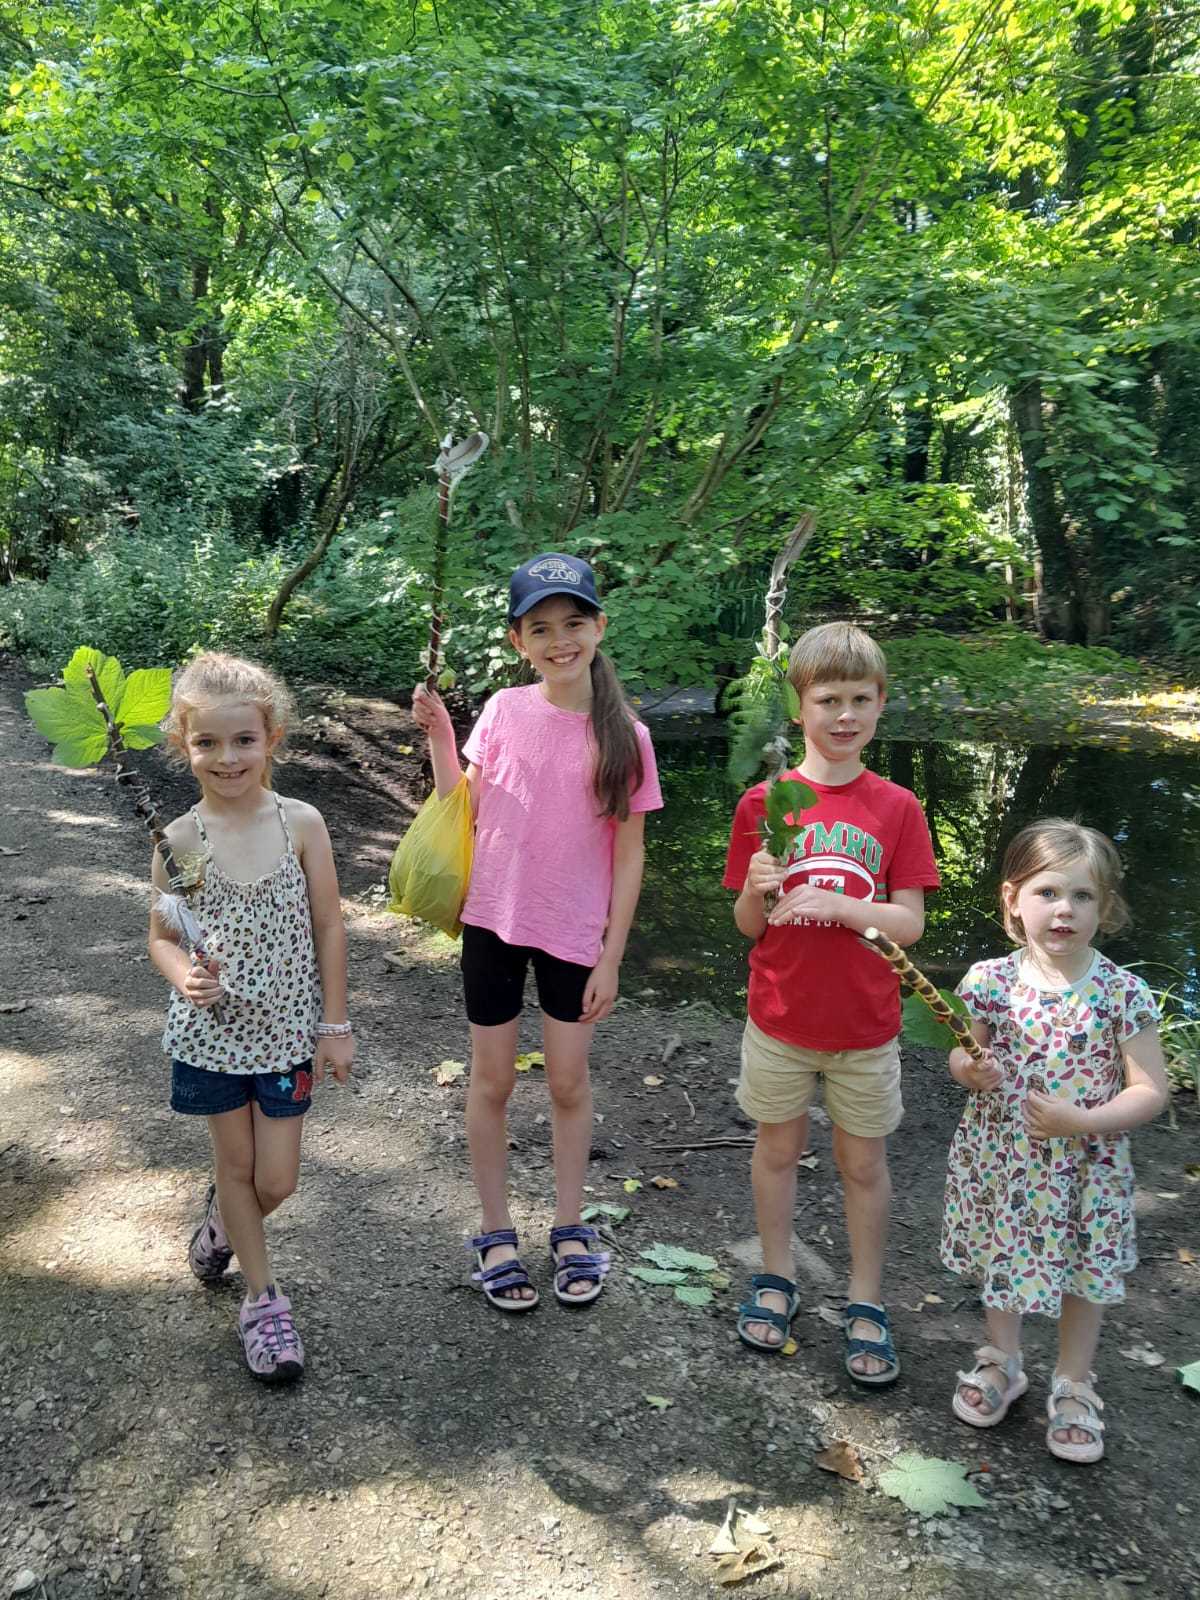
left=627, top=721, right=1200, bottom=1017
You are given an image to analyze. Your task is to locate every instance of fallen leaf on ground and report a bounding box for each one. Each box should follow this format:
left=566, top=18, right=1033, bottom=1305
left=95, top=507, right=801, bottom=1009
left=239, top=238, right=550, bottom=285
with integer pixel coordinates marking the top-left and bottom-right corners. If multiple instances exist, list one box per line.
left=382, top=951, right=408, bottom=968
left=644, top=1394, right=673, bottom=1410
left=581, top=1203, right=629, bottom=1225
left=622, top=1178, right=643, bottom=1194
left=514, top=1051, right=545, bottom=1072
left=0, top=847, right=22, bottom=857
left=674, top=1284, right=713, bottom=1307
left=0, top=1001, right=30, bottom=1014
left=650, top=1175, right=679, bottom=1189
left=1178, top=1360, right=1200, bottom=1394
left=661, top=1033, right=682, bottom=1064
left=629, top=1267, right=689, bottom=1285
left=796, top=1152, right=819, bottom=1170
left=877, top=1453, right=987, bottom=1515
left=641, top=1243, right=718, bottom=1273
left=1178, top=1247, right=1196, bottom=1266
left=923, top=1292, right=945, bottom=1304
left=1184, top=1165, right=1200, bottom=1181
left=1120, top=1345, right=1166, bottom=1367
left=815, top=1441, right=864, bottom=1482
left=708, top=1505, right=780, bottom=1586
left=643, top=1074, right=664, bottom=1088
left=1156, top=1191, right=1181, bottom=1200
left=433, top=1059, right=466, bottom=1086
left=810, top=1305, right=843, bottom=1327
left=779, top=1337, right=798, bottom=1357
left=395, top=744, right=413, bottom=755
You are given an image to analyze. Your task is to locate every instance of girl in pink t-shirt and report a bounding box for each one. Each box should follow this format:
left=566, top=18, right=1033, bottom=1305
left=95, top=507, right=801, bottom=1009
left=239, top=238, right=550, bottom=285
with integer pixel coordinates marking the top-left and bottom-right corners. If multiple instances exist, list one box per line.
left=413, top=553, right=662, bottom=1313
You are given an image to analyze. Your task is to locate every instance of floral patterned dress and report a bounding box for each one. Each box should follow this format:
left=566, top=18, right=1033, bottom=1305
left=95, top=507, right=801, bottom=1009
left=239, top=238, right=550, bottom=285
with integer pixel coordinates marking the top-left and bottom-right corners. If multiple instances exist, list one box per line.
left=940, top=951, right=1159, bottom=1315
left=161, top=795, right=321, bottom=1074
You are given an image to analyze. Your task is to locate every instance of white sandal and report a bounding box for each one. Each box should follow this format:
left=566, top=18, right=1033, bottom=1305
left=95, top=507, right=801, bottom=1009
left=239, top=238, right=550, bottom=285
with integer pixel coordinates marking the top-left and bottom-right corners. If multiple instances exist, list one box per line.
left=952, top=1344, right=1028, bottom=1428
left=1045, top=1374, right=1105, bottom=1464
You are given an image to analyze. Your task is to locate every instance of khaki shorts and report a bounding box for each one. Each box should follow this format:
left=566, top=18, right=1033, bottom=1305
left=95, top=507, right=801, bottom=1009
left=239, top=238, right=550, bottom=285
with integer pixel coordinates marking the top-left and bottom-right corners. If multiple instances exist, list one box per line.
left=737, top=1017, right=903, bottom=1137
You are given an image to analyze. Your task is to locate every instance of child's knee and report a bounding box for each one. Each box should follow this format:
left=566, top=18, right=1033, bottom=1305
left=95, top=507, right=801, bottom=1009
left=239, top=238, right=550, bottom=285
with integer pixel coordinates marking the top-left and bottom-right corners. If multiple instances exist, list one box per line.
left=834, top=1136, right=889, bottom=1188
left=469, top=1056, right=517, bottom=1105
left=546, top=1066, right=590, bottom=1113
left=754, top=1119, right=808, bottom=1173
left=255, top=1169, right=298, bottom=1212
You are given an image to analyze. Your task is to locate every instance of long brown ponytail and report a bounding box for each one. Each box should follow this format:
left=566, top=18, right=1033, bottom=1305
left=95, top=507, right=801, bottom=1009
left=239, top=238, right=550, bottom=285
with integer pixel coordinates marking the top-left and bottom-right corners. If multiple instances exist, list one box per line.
left=589, top=649, right=643, bottom=820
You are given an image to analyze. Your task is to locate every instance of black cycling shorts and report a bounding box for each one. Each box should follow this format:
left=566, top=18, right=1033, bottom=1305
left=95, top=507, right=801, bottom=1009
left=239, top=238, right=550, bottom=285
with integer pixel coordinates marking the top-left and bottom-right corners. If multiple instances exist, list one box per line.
left=460, top=923, right=591, bottom=1027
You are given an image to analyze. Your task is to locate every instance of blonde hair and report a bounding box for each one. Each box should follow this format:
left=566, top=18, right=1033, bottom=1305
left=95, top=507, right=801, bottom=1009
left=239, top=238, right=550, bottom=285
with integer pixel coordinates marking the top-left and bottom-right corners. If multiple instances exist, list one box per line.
left=1000, top=817, right=1130, bottom=942
left=787, top=622, right=887, bottom=696
left=165, top=652, right=294, bottom=786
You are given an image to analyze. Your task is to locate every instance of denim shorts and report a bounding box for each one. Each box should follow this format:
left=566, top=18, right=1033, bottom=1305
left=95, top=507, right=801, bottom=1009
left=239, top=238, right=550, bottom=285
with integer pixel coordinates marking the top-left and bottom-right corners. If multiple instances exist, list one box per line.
left=171, top=1060, right=314, bottom=1119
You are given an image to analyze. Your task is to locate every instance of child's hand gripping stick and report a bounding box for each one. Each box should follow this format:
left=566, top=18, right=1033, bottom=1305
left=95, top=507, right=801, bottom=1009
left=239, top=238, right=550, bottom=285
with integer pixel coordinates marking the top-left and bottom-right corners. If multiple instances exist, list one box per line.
left=862, top=926, right=985, bottom=1063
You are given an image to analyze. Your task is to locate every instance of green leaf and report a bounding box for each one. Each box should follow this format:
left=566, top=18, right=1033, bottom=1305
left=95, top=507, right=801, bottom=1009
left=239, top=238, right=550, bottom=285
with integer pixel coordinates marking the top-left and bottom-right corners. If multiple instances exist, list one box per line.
left=900, top=990, right=970, bottom=1050
left=877, top=1453, right=987, bottom=1515
left=1178, top=1360, right=1200, bottom=1394
left=622, top=1178, right=643, bottom=1194
left=119, top=724, right=165, bottom=751
left=580, top=1203, right=630, bottom=1225
left=640, top=1243, right=718, bottom=1273
left=629, top=1266, right=690, bottom=1285
left=25, top=686, right=107, bottom=751
left=783, top=681, right=802, bottom=720
left=762, top=777, right=818, bottom=856
left=115, top=668, right=171, bottom=732
left=674, top=1284, right=713, bottom=1307
left=62, top=647, right=125, bottom=715
left=336, top=150, right=355, bottom=171
left=643, top=1395, right=673, bottom=1410
left=53, top=731, right=111, bottom=768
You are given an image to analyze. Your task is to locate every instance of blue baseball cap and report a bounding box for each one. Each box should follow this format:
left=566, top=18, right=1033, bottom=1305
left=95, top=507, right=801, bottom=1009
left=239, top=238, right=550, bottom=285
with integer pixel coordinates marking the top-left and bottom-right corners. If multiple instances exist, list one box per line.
left=508, top=552, right=601, bottom=620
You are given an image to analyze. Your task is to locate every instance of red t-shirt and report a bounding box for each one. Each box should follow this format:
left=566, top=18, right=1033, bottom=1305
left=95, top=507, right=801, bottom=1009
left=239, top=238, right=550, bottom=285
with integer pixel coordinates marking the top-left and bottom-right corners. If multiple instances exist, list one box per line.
left=723, top=768, right=940, bottom=1051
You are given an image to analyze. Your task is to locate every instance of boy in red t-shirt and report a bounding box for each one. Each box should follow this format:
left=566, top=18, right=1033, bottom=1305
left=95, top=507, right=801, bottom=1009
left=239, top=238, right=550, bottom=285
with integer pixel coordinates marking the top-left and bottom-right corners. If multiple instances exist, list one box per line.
left=723, top=622, right=939, bottom=1384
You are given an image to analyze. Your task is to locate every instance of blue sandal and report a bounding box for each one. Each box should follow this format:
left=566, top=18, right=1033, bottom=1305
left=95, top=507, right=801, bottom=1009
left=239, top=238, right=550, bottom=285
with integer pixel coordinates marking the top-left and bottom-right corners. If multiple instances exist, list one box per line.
left=736, top=1273, right=800, bottom=1352
left=549, top=1224, right=610, bottom=1306
left=844, top=1300, right=900, bottom=1386
left=469, top=1229, right=539, bottom=1312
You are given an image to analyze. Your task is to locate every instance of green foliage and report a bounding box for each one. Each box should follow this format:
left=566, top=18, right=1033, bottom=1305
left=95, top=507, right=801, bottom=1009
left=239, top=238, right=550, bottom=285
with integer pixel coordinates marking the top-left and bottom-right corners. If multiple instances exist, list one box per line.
left=900, top=989, right=970, bottom=1052
left=762, top=778, right=820, bottom=859
left=24, top=646, right=172, bottom=767
left=724, top=654, right=800, bottom=787
left=881, top=630, right=1142, bottom=743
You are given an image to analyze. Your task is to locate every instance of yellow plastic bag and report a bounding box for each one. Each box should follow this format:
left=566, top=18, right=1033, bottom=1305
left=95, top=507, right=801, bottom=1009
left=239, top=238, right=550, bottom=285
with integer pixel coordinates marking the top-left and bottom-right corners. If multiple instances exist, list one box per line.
left=387, top=777, right=474, bottom=937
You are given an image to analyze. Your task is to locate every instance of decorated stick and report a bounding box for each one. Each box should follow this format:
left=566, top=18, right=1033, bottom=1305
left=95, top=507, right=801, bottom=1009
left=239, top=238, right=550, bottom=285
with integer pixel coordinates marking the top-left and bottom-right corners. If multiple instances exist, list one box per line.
left=425, top=431, right=489, bottom=690
left=862, top=926, right=984, bottom=1062
left=82, top=667, right=228, bottom=1026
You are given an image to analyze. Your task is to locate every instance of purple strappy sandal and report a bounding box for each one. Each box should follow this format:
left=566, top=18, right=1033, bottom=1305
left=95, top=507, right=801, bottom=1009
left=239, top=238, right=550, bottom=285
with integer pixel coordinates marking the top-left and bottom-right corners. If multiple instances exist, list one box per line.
left=549, top=1223, right=610, bottom=1307
left=469, top=1228, right=540, bottom=1312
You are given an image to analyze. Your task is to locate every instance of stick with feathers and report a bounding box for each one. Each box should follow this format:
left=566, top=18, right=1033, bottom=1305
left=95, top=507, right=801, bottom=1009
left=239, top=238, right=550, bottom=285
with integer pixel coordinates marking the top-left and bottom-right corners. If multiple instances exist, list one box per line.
left=85, top=667, right=228, bottom=1027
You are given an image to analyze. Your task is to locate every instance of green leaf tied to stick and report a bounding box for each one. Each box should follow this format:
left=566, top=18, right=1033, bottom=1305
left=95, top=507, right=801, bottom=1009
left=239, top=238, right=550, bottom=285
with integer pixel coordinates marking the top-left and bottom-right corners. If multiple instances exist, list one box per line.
left=761, top=776, right=819, bottom=860
left=25, top=648, right=226, bottom=1025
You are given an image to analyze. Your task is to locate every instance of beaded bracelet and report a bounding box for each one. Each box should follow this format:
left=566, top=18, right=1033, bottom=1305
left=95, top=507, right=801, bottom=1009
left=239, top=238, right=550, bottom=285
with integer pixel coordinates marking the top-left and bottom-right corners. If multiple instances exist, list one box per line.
left=316, top=1020, right=353, bottom=1038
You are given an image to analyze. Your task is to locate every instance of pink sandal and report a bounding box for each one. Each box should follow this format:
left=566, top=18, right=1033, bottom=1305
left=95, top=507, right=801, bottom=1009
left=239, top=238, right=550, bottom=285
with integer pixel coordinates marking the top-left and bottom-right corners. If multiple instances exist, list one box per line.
left=952, top=1344, right=1028, bottom=1428
left=1045, top=1374, right=1105, bottom=1464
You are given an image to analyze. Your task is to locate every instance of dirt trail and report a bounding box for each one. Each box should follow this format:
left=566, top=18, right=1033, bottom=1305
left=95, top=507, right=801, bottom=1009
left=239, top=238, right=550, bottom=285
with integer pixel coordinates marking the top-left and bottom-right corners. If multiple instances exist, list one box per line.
left=1, top=656, right=1197, bottom=1600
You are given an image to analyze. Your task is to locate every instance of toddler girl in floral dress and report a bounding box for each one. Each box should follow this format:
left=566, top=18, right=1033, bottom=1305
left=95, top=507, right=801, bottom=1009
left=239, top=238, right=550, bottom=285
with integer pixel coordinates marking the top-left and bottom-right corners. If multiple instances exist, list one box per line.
left=940, top=818, right=1167, bottom=1463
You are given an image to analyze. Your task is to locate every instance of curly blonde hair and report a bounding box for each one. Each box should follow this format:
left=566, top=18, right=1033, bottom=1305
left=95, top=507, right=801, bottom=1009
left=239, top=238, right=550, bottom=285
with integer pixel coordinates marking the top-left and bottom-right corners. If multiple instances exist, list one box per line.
left=1000, top=817, right=1130, bottom=942
left=165, top=653, right=294, bottom=786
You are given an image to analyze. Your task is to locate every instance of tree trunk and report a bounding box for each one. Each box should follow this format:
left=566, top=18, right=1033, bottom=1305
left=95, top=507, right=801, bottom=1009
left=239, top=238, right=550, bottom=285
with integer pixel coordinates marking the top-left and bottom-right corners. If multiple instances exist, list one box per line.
left=1009, top=384, right=1085, bottom=642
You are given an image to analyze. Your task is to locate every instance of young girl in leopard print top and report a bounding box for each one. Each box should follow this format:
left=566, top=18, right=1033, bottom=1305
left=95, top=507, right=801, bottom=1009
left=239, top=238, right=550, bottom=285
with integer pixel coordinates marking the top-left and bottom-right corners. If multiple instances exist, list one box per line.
left=149, top=653, right=353, bottom=1383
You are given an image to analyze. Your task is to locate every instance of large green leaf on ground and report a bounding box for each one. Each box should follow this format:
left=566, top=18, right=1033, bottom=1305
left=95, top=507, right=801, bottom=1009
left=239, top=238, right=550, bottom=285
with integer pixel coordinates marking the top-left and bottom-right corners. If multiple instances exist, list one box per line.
left=640, top=1243, right=719, bottom=1273
left=877, top=1453, right=987, bottom=1515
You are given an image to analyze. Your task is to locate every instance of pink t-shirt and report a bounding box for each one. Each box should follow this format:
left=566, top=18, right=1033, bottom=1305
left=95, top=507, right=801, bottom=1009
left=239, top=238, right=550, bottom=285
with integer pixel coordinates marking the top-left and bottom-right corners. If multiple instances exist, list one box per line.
left=461, top=684, right=663, bottom=967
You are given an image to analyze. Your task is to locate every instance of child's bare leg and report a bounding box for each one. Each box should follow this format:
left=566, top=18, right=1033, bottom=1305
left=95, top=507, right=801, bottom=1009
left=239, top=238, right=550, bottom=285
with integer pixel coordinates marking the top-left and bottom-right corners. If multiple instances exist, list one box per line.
left=1053, top=1294, right=1105, bottom=1445
left=957, top=1307, right=1023, bottom=1418
left=833, top=1127, right=892, bottom=1377
left=746, top=1115, right=809, bottom=1345
left=466, top=1019, right=532, bottom=1302
left=208, top=1106, right=272, bottom=1299
left=543, top=1014, right=596, bottom=1296
left=250, top=1104, right=303, bottom=1218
